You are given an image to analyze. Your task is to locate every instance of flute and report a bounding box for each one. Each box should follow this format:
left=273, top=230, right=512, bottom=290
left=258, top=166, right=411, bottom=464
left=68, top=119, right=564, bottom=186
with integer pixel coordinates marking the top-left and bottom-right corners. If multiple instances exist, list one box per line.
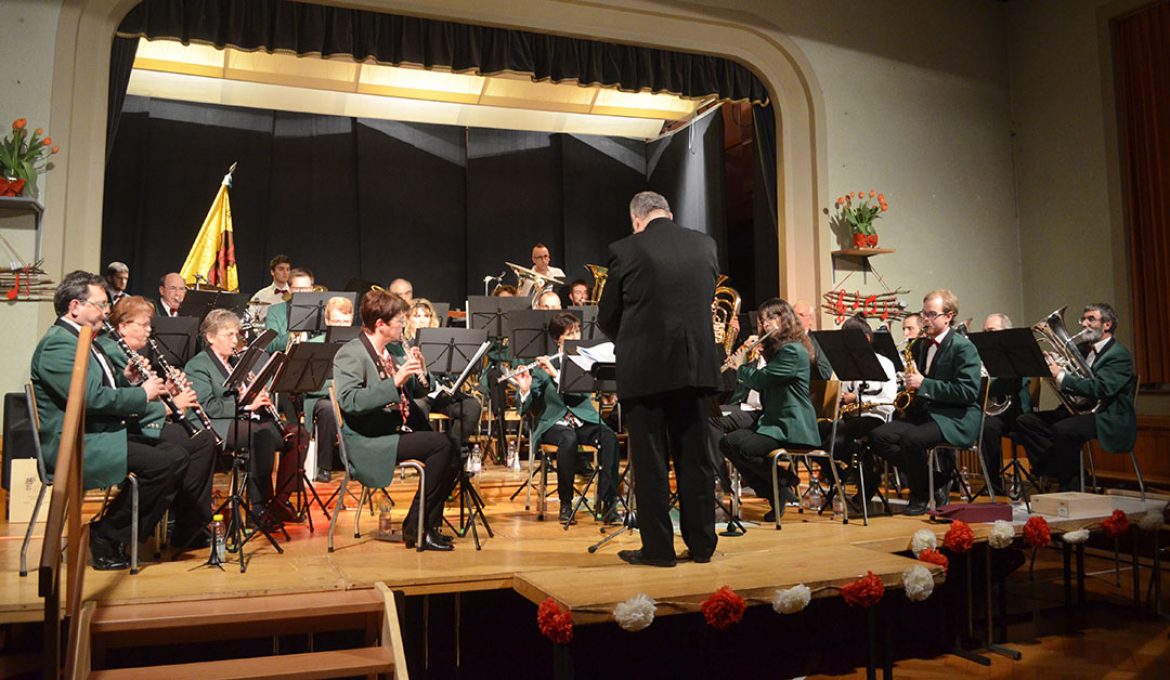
left=497, top=352, right=564, bottom=384
left=721, top=328, right=779, bottom=371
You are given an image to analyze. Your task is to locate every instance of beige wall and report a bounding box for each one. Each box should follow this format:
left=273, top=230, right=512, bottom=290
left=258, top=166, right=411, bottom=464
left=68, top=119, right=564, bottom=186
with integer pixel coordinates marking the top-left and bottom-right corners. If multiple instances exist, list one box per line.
left=0, top=0, right=63, bottom=411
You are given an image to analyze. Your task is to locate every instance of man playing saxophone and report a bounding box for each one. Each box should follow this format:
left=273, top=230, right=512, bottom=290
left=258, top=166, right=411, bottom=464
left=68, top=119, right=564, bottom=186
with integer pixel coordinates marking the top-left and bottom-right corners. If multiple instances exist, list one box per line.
left=869, top=290, right=982, bottom=515
left=1014, top=303, right=1137, bottom=491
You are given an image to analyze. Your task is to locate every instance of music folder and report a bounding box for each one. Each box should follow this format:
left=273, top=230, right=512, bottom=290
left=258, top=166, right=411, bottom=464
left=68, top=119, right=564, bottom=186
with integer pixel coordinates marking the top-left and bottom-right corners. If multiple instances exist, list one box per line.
left=870, top=330, right=904, bottom=373
left=224, top=328, right=277, bottom=392
left=149, top=316, right=200, bottom=366
left=560, top=340, right=617, bottom=394
left=966, top=328, right=1050, bottom=378
left=239, top=352, right=286, bottom=406
left=810, top=330, right=889, bottom=382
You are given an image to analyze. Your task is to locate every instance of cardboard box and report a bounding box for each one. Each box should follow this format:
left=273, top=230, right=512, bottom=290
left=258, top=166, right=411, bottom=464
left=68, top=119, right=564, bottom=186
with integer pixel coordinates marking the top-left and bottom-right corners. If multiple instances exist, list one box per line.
left=1031, top=491, right=1116, bottom=519
left=7, top=458, right=49, bottom=524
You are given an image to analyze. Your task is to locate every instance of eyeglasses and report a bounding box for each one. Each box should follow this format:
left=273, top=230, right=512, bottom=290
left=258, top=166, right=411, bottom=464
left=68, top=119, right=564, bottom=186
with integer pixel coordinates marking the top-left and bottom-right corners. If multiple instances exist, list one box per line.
left=82, top=299, right=111, bottom=310
left=126, top=319, right=152, bottom=330
left=1080, top=315, right=1100, bottom=323
left=920, top=310, right=949, bottom=321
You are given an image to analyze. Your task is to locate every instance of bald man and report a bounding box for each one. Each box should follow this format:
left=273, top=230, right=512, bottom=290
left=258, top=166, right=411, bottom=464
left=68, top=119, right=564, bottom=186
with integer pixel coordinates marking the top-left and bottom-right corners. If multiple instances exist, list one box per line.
left=792, top=300, right=833, bottom=380
left=388, top=278, right=413, bottom=302
left=158, top=273, right=187, bottom=317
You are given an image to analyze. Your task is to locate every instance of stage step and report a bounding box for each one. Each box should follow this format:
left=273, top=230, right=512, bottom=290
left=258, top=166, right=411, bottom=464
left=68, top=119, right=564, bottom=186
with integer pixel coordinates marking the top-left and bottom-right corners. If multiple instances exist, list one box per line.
left=82, top=583, right=407, bottom=679
left=87, top=647, right=394, bottom=680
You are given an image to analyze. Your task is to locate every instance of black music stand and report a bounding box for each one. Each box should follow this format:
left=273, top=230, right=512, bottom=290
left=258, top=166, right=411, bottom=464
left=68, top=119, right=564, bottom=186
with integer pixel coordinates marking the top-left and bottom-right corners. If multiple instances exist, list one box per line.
left=567, top=306, right=610, bottom=342
left=150, top=316, right=199, bottom=366
left=506, top=310, right=561, bottom=360
left=428, top=302, right=451, bottom=327
left=270, top=342, right=340, bottom=530
left=216, top=339, right=286, bottom=572
left=289, top=292, right=357, bottom=335
left=326, top=326, right=361, bottom=344
left=416, top=328, right=489, bottom=377
left=967, top=329, right=1050, bottom=509
left=180, top=289, right=248, bottom=321
left=466, top=295, right=529, bottom=337
left=871, top=330, right=905, bottom=372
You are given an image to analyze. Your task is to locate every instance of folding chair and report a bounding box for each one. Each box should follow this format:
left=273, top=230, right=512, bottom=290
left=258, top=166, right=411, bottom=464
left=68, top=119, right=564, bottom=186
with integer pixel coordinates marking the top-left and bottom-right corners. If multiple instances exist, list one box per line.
left=927, top=377, right=996, bottom=515
left=1081, top=375, right=1144, bottom=501
left=768, top=380, right=848, bottom=529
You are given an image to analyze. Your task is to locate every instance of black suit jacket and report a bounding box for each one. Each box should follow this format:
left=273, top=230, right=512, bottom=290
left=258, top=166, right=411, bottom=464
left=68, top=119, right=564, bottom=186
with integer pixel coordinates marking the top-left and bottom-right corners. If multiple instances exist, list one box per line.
left=597, top=217, right=721, bottom=400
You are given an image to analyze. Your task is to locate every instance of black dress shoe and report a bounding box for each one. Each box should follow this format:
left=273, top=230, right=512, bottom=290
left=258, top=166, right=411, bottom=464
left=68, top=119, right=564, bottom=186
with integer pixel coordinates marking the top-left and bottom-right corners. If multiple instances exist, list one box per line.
left=433, top=531, right=455, bottom=545
left=904, top=499, right=929, bottom=516
left=314, top=469, right=332, bottom=484
left=267, top=500, right=300, bottom=523
left=600, top=505, right=624, bottom=525
left=618, top=549, right=676, bottom=567
left=558, top=506, right=577, bottom=525
left=90, top=535, right=131, bottom=571
left=676, top=549, right=712, bottom=564
left=404, top=529, right=455, bottom=551
left=934, top=484, right=951, bottom=509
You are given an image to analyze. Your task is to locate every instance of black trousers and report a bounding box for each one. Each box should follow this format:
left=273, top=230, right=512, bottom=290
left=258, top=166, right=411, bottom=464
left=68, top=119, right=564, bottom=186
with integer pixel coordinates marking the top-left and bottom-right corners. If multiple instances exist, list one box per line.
left=226, top=419, right=287, bottom=506
left=313, top=398, right=339, bottom=473
left=820, top=415, right=885, bottom=463
left=624, top=389, right=716, bottom=562
left=869, top=418, right=948, bottom=501
left=540, top=422, right=620, bottom=506
left=430, top=391, right=483, bottom=449
left=707, top=408, right=760, bottom=488
left=719, top=428, right=800, bottom=507
left=396, top=430, right=460, bottom=532
left=93, top=437, right=187, bottom=545
left=160, top=424, right=218, bottom=537
left=1014, top=409, right=1096, bottom=489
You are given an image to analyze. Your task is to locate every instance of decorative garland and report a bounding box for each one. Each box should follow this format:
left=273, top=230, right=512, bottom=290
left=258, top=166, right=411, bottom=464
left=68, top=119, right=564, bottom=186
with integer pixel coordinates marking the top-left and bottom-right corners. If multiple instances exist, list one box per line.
left=917, top=548, right=949, bottom=574
left=988, top=520, right=1015, bottom=549
left=909, top=528, right=938, bottom=557
left=701, top=586, right=746, bottom=630
left=1101, top=509, right=1130, bottom=539
left=1024, top=515, right=1051, bottom=548
left=537, top=598, right=574, bottom=645
left=841, top=571, right=885, bottom=608
left=943, top=520, right=975, bottom=554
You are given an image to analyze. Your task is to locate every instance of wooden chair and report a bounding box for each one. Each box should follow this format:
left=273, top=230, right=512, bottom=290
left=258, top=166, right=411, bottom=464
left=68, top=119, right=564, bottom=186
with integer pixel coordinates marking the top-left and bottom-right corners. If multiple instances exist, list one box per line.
left=768, top=380, right=846, bottom=530
left=326, top=385, right=426, bottom=553
left=926, top=377, right=996, bottom=515
left=1081, top=375, right=1145, bottom=501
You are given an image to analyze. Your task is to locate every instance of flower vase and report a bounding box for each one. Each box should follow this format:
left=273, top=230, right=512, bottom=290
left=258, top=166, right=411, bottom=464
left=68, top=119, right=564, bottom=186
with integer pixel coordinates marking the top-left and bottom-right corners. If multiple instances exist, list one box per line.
left=0, top=173, right=27, bottom=198
left=852, top=232, right=867, bottom=248
left=866, top=233, right=879, bottom=248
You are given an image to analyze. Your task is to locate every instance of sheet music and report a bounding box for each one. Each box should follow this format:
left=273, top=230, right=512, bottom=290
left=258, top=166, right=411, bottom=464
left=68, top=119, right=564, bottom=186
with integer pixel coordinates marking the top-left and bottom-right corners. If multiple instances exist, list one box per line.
left=569, top=341, right=615, bottom=370
left=427, top=340, right=492, bottom=399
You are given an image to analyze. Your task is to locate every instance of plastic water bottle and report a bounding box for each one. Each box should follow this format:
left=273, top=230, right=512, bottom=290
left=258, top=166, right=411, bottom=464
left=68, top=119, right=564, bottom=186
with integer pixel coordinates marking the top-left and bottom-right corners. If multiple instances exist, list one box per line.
left=802, top=471, right=824, bottom=511
left=506, top=439, right=520, bottom=471
left=210, top=514, right=226, bottom=563
left=832, top=492, right=846, bottom=521
left=470, top=444, right=483, bottom=474
left=378, top=500, right=393, bottom=539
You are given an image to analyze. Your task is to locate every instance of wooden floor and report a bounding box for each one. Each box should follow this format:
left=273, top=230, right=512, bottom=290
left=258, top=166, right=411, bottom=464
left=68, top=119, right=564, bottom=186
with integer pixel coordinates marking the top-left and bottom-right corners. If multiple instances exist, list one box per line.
left=4, top=465, right=1170, bottom=678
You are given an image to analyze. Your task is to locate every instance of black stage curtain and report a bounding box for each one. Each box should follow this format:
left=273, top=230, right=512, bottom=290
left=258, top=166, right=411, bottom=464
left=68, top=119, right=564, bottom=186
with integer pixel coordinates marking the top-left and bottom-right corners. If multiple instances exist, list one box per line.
left=106, top=36, right=139, bottom=162
left=116, top=0, right=769, bottom=105
left=647, top=111, right=727, bottom=265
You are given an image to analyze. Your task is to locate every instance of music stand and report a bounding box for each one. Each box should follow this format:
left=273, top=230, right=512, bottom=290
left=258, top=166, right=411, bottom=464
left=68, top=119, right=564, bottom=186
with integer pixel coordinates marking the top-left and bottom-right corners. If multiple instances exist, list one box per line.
left=150, top=316, right=200, bottom=366
left=428, top=302, right=451, bottom=327
left=181, top=289, right=248, bottom=321
left=325, top=326, right=361, bottom=344
left=568, top=306, right=610, bottom=342
left=270, top=342, right=340, bottom=528
left=466, top=295, right=529, bottom=338
left=871, top=330, right=905, bottom=372
left=506, top=309, right=561, bottom=360
left=289, top=292, right=357, bottom=334
left=416, top=328, right=489, bottom=377
left=556, top=342, right=622, bottom=531
left=344, top=278, right=381, bottom=293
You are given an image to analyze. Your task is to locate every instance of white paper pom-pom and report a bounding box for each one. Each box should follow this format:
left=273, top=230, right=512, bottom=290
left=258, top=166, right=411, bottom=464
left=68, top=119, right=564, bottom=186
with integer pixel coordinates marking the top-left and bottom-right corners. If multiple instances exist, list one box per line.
left=771, top=584, right=812, bottom=614
left=613, top=593, right=656, bottom=631
left=1139, top=511, right=1163, bottom=532
left=1062, top=528, right=1090, bottom=544
left=902, top=565, right=935, bottom=602
left=988, top=520, right=1015, bottom=549
left=909, top=529, right=938, bottom=557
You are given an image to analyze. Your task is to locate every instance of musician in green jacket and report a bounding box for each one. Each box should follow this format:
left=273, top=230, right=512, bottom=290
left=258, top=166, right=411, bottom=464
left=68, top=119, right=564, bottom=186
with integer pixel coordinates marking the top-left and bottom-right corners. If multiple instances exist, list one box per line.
left=870, top=289, right=983, bottom=515
left=720, top=298, right=821, bottom=522
left=305, top=295, right=355, bottom=483
left=1015, top=303, right=1137, bottom=490
left=333, top=289, right=459, bottom=551
left=513, top=312, right=620, bottom=525
left=30, top=272, right=187, bottom=570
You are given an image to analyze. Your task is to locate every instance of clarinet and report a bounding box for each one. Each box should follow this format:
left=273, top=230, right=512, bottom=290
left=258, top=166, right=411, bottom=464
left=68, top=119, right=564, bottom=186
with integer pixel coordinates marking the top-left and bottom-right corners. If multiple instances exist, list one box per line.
left=102, top=322, right=200, bottom=438
left=146, top=336, right=225, bottom=448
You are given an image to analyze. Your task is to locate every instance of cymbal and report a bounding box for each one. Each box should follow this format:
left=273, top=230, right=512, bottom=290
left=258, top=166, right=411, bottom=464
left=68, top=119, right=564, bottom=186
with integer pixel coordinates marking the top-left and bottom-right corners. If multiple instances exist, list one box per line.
left=247, top=299, right=272, bottom=306
left=505, top=261, right=566, bottom=286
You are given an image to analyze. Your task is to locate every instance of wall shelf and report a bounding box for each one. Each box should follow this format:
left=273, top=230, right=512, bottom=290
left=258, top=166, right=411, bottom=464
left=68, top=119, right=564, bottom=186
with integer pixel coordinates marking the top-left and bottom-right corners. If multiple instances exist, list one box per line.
left=830, top=247, right=894, bottom=283
left=0, top=196, right=45, bottom=261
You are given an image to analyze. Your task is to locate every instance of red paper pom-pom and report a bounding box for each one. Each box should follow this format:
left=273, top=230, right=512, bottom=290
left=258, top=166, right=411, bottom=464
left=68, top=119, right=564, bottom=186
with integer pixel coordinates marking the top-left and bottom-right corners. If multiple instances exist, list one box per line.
left=700, top=585, right=746, bottom=630
left=918, top=548, right=950, bottom=573
left=1102, top=509, right=1130, bottom=539
left=943, top=520, right=975, bottom=554
left=841, top=571, right=885, bottom=608
left=537, top=598, right=574, bottom=645
left=1024, top=516, right=1051, bottom=548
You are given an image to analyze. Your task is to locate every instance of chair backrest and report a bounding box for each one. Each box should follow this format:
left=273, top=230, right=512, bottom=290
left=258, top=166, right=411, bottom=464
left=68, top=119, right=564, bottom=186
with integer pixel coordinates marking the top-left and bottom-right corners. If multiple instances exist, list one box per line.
left=327, top=384, right=354, bottom=476
left=810, top=380, right=841, bottom=421
left=24, top=383, right=50, bottom=484
left=1026, top=377, right=1041, bottom=411
left=973, top=376, right=991, bottom=450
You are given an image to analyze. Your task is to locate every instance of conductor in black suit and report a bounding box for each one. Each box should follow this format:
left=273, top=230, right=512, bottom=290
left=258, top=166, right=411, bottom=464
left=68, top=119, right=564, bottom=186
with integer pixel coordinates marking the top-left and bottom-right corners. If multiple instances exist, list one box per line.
left=598, top=191, right=722, bottom=567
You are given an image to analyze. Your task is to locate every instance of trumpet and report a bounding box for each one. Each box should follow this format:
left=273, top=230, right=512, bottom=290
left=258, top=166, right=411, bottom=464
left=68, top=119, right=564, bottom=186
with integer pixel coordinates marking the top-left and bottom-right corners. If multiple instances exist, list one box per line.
left=102, top=322, right=201, bottom=439
left=146, top=336, right=224, bottom=448
left=722, top=328, right=778, bottom=371
left=497, top=352, right=564, bottom=384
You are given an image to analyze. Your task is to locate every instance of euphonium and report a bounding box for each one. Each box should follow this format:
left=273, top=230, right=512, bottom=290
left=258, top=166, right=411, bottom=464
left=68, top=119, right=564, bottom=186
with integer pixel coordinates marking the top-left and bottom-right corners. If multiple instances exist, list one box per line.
left=712, top=277, right=741, bottom=356
left=1032, top=306, right=1097, bottom=415
left=584, top=264, right=608, bottom=305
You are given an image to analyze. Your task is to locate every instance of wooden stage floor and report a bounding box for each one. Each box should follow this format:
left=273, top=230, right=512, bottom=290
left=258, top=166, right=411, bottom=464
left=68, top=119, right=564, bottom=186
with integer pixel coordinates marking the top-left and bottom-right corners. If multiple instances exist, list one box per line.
left=0, top=466, right=1162, bottom=628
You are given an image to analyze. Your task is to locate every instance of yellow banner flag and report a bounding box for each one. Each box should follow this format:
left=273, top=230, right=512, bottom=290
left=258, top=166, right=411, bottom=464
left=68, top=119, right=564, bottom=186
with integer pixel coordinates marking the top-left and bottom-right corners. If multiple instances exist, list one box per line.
left=180, top=165, right=239, bottom=292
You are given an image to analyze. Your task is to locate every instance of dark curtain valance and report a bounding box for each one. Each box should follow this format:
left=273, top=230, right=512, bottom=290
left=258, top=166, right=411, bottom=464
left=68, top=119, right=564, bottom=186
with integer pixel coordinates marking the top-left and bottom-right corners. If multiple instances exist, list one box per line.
left=115, top=0, right=770, bottom=105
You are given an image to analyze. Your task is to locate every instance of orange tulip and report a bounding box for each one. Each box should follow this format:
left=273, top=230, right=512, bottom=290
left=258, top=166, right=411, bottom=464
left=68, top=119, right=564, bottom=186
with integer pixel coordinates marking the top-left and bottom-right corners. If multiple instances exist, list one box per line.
left=878, top=193, right=885, bottom=201
left=869, top=190, right=875, bottom=197
left=880, top=204, right=888, bottom=212
left=51, top=145, right=60, bottom=154
left=42, top=136, right=52, bottom=146
left=13, top=118, right=27, bottom=130
left=35, top=128, right=44, bottom=136
left=836, top=198, right=843, bottom=206
left=858, top=190, right=864, bottom=197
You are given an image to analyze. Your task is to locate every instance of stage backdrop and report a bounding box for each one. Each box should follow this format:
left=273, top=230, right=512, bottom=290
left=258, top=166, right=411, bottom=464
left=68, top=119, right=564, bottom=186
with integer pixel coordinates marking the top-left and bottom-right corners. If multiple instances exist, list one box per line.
left=102, top=96, right=736, bottom=307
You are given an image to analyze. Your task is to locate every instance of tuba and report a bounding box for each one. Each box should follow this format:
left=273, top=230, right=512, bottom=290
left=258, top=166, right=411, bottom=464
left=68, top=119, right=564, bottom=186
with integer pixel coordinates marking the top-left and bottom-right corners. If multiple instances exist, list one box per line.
left=711, top=275, right=741, bottom=356
left=585, top=264, right=608, bottom=305
left=1032, top=306, right=1097, bottom=415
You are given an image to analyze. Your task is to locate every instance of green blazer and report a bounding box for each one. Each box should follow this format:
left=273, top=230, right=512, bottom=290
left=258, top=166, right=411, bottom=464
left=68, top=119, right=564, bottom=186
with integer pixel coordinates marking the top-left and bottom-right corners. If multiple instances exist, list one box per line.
left=264, top=301, right=290, bottom=354
left=332, top=336, right=406, bottom=489
left=517, top=358, right=606, bottom=441
left=94, top=334, right=169, bottom=440
left=912, top=331, right=983, bottom=447
left=808, top=333, right=834, bottom=381
left=30, top=322, right=152, bottom=489
left=736, top=342, right=820, bottom=447
left=1062, top=338, right=1137, bottom=453
left=184, top=348, right=244, bottom=441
